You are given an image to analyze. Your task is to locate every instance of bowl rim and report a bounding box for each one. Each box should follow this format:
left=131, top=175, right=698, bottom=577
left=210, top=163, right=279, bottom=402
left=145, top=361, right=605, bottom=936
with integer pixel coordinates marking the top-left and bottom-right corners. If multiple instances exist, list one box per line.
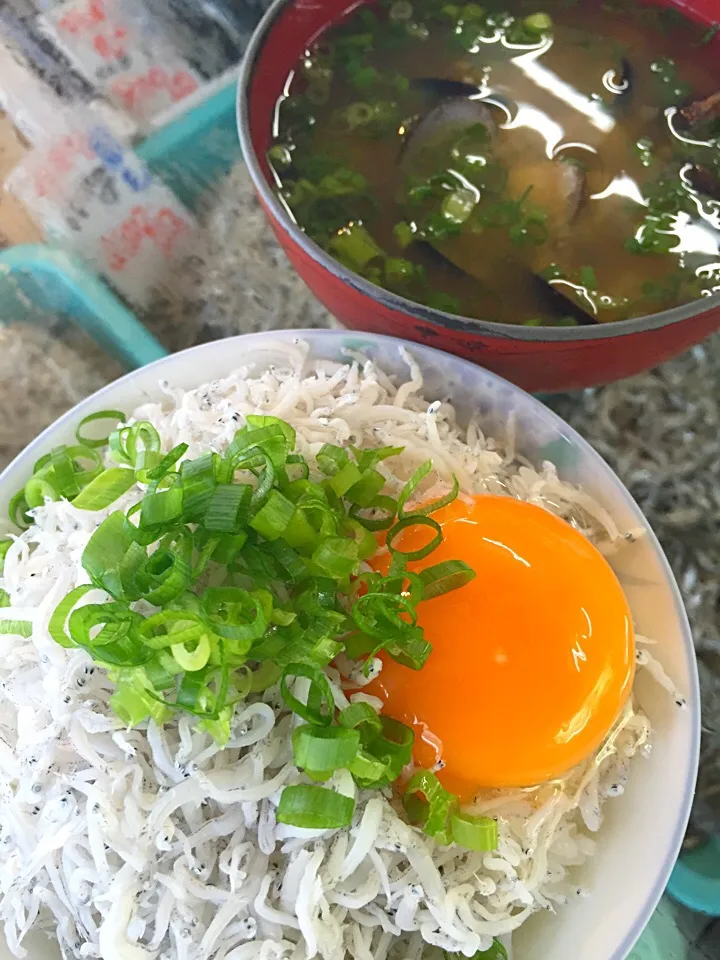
left=0, top=328, right=701, bottom=959
left=237, top=0, right=720, bottom=344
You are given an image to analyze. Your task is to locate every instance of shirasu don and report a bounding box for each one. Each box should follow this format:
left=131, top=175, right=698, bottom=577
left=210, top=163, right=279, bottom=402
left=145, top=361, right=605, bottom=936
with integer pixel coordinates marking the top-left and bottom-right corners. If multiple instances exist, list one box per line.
left=0, top=341, right=674, bottom=960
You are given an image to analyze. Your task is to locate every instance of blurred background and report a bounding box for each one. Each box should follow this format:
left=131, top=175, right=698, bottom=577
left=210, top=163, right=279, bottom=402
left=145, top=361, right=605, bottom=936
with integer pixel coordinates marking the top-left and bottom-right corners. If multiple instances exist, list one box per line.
left=0, top=2, right=717, bottom=956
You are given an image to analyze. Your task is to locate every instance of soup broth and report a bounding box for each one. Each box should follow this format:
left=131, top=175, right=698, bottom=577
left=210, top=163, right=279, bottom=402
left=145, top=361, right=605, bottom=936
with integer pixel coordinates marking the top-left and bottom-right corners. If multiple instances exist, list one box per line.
left=269, top=0, right=720, bottom=326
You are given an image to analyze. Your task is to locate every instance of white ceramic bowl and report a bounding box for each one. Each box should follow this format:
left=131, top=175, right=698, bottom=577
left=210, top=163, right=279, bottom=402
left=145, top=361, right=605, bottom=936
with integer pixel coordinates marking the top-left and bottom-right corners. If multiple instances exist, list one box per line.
left=0, top=330, right=700, bottom=960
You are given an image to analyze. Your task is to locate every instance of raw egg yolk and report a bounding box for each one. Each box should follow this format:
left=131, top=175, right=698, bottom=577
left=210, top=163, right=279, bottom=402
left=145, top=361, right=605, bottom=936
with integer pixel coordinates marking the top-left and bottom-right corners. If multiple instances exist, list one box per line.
left=366, top=495, right=635, bottom=800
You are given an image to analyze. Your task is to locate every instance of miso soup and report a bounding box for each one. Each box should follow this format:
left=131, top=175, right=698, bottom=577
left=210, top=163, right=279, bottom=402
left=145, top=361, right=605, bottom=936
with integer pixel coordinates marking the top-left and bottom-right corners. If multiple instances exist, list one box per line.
left=269, top=0, right=720, bottom=326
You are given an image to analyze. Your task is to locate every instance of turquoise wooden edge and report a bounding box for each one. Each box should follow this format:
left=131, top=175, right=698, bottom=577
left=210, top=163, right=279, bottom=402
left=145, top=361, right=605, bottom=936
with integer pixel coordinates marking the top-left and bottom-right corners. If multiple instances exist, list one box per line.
left=137, top=81, right=241, bottom=209
left=0, top=244, right=167, bottom=370
left=667, top=836, right=720, bottom=916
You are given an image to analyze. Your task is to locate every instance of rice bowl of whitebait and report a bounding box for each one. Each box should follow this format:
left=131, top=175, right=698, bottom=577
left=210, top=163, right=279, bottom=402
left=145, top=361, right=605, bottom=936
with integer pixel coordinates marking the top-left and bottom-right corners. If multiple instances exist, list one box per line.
left=0, top=330, right=698, bottom=960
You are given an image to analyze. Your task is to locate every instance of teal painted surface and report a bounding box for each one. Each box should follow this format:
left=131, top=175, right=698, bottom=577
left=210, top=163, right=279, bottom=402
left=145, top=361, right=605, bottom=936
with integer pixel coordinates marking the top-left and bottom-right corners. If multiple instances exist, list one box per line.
left=629, top=900, right=687, bottom=960
left=0, top=245, right=166, bottom=369
left=668, top=837, right=720, bottom=916
left=136, top=82, right=241, bottom=211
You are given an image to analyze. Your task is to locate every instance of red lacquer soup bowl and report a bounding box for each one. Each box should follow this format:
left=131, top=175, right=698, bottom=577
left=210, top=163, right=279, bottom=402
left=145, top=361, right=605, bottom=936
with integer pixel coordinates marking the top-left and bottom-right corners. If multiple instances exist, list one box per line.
left=238, top=0, right=720, bottom=393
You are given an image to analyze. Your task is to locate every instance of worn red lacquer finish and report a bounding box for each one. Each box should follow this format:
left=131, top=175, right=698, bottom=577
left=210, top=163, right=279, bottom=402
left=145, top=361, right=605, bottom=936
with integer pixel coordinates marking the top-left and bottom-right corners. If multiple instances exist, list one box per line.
left=238, top=0, right=720, bottom=393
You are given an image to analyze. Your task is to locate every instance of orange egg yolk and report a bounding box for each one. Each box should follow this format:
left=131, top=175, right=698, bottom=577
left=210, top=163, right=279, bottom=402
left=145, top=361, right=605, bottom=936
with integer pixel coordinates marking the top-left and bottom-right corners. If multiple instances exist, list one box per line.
left=366, top=495, right=635, bottom=801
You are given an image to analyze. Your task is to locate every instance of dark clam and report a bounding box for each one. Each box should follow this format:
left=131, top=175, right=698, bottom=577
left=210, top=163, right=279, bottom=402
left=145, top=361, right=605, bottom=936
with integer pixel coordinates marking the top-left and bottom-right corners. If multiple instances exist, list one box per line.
left=400, top=96, right=497, bottom=165
left=409, top=77, right=485, bottom=100
left=400, top=79, right=595, bottom=324
left=530, top=275, right=598, bottom=326
left=684, top=163, right=720, bottom=203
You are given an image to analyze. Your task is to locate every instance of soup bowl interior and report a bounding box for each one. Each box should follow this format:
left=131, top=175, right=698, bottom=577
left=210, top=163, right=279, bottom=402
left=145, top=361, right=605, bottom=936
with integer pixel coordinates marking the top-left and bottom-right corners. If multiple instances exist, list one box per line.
left=238, top=0, right=720, bottom=393
left=0, top=330, right=699, bottom=960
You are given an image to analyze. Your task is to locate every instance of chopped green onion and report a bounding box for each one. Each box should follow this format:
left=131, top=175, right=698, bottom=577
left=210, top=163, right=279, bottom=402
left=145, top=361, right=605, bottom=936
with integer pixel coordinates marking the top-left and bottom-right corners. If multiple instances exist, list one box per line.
left=426, top=291, right=462, bottom=314
left=138, top=610, right=206, bottom=649
left=384, top=258, right=417, bottom=287
left=439, top=4, right=460, bottom=21
left=293, top=724, right=360, bottom=773
left=268, top=144, right=293, bottom=170
left=8, top=491, right=32, bottom=529
left=441, top=188, right=476, bottom=224
left=509, top=211, right=549, bottom=247
left=82, top=511, right=134, bottom=599
left=172, top=632, right=212, bottom=672
left=144, top=443, right=189, bottom=482
left=281, top=662, right=334, bottom=726
left=350, top=494, right=398, bottom=531
left=389, top=1, right=413, bottom=23
left=24, top=476, right=58, bottom=508
left=462, top=4, right=486, bottom=22
left=348, top=750, right=391, bottom=785
left=250, top=660, right=282, bottom=692
left=450, top=811, right=498, bottom=851
left=233, top=416, right=296, bottom=467
left=110, top=421, right=161, bottom=473
left=387, top=516, right=442, bottom=561
left=318, top=168, right=368, bottom=197
left=697, top=21, right=720, bottom=46
left=524, top=12, right=552, bottom=33
left=383, top=628, right=433, bottom=670
left=329, top=223, right=384, bottom=271
left=342, top=517, right=377, bottom=561
left=396, top=460, right=432, bottom=515
left=419, top=560, right=476, bottom=599
left=49, top=584, right=95, bottom=648
left=247, top=451, right=277, bottom=512
left=283, top=454, right=310, bottom=484
left=111, top=672, right=171, bottom=727
left=180, top=453, right=217, bottom=520
left=316, top=444, right=349, bottom=476
left=205, top=483, right=252, bottom=533
left=369, top=716, right=414, bottom=780
left=276, top=784, right=355, bottom=829
left=404, top=768, right=457, bottom=842
left=265, top=538, right=308, bottom=581
left=339, top=701, right=382, bottom=739
left=346, top=469, right=385, bottom=507
left=171, top=658, right=230, bottom=720
left=312, top=537, right=359, bottom=577
left=72, top=468, right=136, bottom=511
left=75, top=410, right=126, bottom=449
left=0, top=620, right=32, bottom=637
left=43, top=448, right=80, bottom=498
left=200, top=587, right=267, bottom=645
left=328, top=461, right=364, bottom=497
left=68, top=603, right=151, bottom=667
left=580, top=265, right=598, bottom=291
left=393, top=221, right=415, bottom=249
left=400, top=468, right=459, bottom=519
left=352, top=590, right=417, bottom=637
left=127, top=534, right=193, bottom=606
